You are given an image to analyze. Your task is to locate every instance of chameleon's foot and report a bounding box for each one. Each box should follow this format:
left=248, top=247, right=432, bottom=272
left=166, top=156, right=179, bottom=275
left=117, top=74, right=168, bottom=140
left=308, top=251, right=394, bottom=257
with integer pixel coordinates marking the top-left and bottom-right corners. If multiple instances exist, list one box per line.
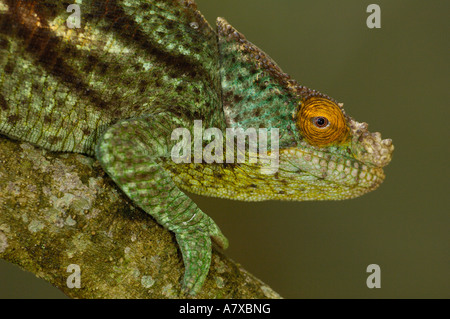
left=176, top=215, right=229, bottom=295
left=95, top=114, right=228, bottom=295
left=177, top=232, right=212, bottom=295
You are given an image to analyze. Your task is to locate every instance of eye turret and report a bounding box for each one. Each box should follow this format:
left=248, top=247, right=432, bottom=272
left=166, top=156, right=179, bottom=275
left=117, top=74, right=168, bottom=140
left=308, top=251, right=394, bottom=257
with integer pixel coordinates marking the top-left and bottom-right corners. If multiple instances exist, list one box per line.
left=296, top=97, right=349, bottom=147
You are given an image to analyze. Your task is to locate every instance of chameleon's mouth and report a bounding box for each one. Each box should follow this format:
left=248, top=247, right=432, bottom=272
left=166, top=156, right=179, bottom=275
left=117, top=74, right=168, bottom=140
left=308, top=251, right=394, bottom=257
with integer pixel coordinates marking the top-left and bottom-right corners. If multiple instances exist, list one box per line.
left=348, top=118, right=394, bottom=169
left=278, top=143, right=387, bottom=199
left=275, top=114, right=394, bottom=200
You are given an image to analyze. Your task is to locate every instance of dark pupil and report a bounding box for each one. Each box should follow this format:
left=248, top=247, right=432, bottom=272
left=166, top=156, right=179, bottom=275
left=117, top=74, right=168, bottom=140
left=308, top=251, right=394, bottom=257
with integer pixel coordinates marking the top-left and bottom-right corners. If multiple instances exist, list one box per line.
left=314, top=117, right=328, bottom=128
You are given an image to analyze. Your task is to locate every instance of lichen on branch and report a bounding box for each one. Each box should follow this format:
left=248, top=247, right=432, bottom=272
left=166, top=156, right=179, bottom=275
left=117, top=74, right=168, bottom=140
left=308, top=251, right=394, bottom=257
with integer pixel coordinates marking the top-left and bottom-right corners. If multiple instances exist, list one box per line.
left=0, top=136, right=280, bottom=299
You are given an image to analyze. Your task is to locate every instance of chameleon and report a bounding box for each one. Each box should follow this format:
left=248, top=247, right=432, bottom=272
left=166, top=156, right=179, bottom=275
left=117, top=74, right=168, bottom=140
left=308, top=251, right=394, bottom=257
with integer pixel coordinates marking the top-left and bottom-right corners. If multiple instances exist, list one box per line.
left=0, top=0, right=393, bottom=295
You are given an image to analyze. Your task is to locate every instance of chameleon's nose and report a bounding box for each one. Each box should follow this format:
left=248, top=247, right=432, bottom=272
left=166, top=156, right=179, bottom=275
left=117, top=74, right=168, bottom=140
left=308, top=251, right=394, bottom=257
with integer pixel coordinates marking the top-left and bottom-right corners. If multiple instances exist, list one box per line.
left=349, top=120, right=394, bottom=168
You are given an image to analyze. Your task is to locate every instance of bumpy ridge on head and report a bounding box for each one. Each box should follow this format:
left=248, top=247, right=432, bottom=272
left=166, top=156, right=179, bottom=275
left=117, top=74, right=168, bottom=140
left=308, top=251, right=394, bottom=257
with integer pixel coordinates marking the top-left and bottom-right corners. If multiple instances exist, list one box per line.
left=216, top=17, right=347, bottom=150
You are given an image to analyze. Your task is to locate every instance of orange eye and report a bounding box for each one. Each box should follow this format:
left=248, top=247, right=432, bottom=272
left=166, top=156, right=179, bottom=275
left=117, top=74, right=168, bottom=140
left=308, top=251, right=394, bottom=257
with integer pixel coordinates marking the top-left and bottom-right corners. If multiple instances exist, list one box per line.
left=296, top=97, right=349, bottom=147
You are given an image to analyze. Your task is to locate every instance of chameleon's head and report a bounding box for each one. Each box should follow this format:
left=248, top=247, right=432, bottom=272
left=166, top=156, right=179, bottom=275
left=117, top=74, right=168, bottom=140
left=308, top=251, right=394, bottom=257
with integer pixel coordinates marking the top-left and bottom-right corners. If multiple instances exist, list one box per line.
left=217, top=17, right=394, bottom=201
left=278, top=93, right=394, bottom=200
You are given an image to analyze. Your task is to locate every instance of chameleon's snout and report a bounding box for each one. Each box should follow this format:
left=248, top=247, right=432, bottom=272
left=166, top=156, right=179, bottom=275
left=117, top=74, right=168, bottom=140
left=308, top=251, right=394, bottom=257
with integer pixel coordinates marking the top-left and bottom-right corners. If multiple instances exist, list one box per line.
left=349, top=120, right=394, bottom=168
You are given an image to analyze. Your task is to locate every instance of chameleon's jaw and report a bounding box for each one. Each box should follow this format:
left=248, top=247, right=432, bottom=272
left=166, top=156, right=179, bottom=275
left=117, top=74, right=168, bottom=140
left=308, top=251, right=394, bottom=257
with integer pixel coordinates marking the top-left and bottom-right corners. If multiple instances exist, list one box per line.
left=273, top=114, right=394, bottom=201
left=276, top=145, right=387, bottom=201
left=348, top=118, right=394, bottom=169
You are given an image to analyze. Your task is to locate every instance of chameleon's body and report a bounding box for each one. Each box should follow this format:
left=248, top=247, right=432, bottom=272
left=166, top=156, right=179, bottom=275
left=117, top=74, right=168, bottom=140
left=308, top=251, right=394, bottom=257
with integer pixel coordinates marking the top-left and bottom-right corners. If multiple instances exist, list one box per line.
left=0, top=0, right=393, bottom=294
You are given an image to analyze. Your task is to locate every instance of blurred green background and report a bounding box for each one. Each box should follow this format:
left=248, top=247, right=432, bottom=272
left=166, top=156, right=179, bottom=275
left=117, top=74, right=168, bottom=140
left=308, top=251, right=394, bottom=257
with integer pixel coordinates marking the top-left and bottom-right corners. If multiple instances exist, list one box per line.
left=0, top=0, right=448, bottom=298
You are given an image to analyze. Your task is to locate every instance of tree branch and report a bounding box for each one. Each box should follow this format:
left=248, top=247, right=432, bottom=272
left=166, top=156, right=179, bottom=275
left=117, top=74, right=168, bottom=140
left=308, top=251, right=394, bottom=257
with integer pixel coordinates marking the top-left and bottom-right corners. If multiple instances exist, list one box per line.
left=0, top=136, right=281, bottom=299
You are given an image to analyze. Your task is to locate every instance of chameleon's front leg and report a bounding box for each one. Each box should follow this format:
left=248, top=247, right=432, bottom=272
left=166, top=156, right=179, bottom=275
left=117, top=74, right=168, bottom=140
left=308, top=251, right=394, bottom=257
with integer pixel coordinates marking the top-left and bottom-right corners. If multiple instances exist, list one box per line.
left=95, top=112, right=228, bottom=295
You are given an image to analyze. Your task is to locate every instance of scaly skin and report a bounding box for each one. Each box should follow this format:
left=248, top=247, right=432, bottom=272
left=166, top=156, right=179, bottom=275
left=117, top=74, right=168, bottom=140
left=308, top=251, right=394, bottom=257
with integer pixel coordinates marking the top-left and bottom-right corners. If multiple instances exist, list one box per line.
left=0, top=0, right=393, bottom=295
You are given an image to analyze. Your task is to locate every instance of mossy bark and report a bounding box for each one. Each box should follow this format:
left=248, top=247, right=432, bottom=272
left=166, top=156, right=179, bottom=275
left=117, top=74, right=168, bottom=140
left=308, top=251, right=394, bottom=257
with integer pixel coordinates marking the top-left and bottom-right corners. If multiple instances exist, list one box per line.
left=0, top=136, right=281, bottom=299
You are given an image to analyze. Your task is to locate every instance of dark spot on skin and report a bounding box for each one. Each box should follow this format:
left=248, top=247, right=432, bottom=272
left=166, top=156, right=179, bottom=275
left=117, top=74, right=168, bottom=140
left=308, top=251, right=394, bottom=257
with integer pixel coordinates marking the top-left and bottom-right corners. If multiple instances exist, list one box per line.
left=84, top=12, right=95, bottom=20
left=82, top=128, right=91, bottom=136
left=155, top=30, right=165, bottom=39
left=139, top=80, right=148, bottom=93
left=112, top=109, right=122, bottom=118
left=249, top=184, right=257, bottom=188
left=169, top=69, right=179, bottom=79
left=192, top=45, right=201, bottom=54
left=0, top=37, right=9, bottom=50
left=133, top=64, right=141, bottom=72
left=4, top=61, right=14, bottom=74
left=84, top=88, right=92, bottom=97
left=0, top=94, right=8, bottom=111
left=140, top=2, right=151, bottom=10
left=249, top=67, right=259, bottom=76
left=97, top=62, right=109, bottom=75
left=48, top=135, right=62, bottom=145
left=266, top=95, right=275, bottom=103
left=61, top=46, right=72, bottom=57
left=233, top=95, right=243, bottom=103
left=133, top=172, right=153, bottom=182
left=165, top=20, right=175, bottom=30
left=43, top=115, right=52, bottom=124
left=174, top=32, right=183, bottom=41
left=111, top=93, right=121, bottom=104
left=232, top=114, right=241, bottom=123
left=224, top=91, right=233, bottom=99
left=87, top=54, right=96, bottom=64
left=84, top=55, right=96, bottom=72
left=7, top=115, right=20, bottom=124
left=112, top=64, right=121, bottom=73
